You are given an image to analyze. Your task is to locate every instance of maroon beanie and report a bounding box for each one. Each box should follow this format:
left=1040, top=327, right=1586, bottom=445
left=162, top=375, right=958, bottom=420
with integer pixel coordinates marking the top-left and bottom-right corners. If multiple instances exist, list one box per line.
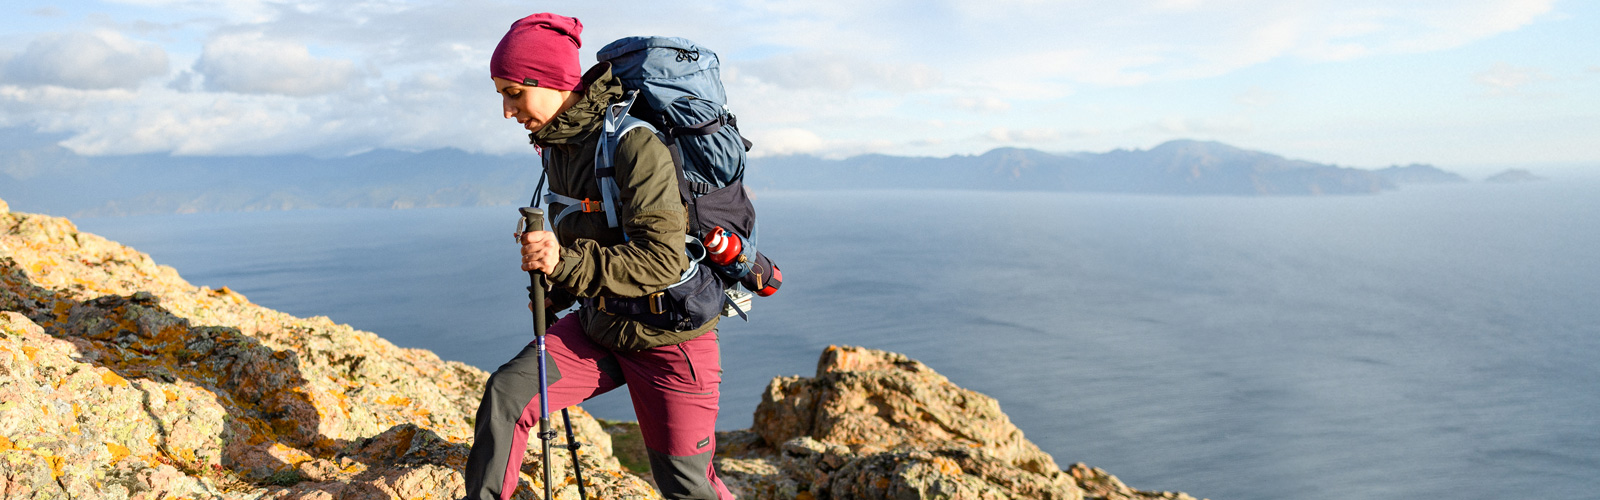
left=490, top=13, right=584, bottom=91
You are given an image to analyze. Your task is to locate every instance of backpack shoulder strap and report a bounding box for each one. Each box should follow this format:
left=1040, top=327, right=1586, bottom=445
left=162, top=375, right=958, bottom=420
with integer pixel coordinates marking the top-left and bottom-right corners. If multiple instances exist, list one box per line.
left=593, top=90, right=659, bottom=228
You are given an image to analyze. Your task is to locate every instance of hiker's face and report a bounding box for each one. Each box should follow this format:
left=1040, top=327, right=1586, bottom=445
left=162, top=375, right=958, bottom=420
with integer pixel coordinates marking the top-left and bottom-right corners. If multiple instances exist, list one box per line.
left=494, top=77, right=570, bottom=133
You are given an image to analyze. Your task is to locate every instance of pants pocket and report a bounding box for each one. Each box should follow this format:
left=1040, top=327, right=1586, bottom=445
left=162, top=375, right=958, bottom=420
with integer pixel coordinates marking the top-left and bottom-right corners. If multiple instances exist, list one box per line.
left=673, top=332, right=721, bottom=394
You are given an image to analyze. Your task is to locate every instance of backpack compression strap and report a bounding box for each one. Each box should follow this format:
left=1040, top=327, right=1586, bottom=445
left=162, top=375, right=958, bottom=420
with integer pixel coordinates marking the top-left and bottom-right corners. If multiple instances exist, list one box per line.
left=590, top=90, right=658, bottom=229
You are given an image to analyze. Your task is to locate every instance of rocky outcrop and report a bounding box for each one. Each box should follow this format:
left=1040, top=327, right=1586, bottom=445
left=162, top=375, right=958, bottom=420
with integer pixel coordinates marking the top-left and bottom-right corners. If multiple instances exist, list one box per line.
left=713, top=346, right=1200, bottom=500
left=0, top=199, right=655, bottom=499
left=1, top=197, right=1197, bottom=499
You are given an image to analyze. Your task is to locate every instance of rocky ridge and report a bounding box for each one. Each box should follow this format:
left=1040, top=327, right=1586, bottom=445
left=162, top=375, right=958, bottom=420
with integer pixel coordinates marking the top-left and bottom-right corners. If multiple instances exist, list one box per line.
left=714, top=346, right=1197, bottom=500
left=0, top=197, right=1197, bottom=500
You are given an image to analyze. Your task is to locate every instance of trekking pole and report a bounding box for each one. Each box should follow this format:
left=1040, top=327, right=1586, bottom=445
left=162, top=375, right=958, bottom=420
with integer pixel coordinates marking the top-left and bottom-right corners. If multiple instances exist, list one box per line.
left=519, top=207, right=556, bottom=500
left=520, top=207, right=590, bottom=500
left=561, top=409, right=588, bottom=500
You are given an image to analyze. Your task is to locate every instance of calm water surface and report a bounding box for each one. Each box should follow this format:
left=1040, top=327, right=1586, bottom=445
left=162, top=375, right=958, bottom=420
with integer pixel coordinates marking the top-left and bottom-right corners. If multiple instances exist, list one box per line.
left=76, top=181, right=1600, bottom=500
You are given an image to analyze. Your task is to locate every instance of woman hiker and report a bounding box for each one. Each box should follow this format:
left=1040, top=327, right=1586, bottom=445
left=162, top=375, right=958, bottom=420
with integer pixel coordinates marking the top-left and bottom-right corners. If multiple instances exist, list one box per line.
left=461, top=13, right=734, bottom=500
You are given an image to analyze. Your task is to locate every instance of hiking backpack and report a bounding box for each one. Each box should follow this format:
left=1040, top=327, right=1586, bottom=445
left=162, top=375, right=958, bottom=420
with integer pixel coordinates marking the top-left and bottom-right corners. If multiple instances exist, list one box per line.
left=544, top=36, right=780, bottom=324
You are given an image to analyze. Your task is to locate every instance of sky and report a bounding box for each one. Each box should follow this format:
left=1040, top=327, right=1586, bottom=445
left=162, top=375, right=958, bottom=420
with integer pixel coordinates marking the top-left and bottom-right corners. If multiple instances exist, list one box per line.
left=1, top=0, right=1596, bottom=173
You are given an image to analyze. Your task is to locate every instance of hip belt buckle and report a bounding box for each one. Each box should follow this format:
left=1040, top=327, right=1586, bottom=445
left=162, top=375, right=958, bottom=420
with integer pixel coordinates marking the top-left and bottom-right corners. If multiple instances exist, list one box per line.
left=647, top=291, right=667, bottom=315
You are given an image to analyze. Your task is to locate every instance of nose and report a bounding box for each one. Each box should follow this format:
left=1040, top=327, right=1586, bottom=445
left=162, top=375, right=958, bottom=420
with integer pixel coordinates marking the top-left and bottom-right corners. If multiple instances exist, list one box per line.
left=503, top=97, right=515, bottom=120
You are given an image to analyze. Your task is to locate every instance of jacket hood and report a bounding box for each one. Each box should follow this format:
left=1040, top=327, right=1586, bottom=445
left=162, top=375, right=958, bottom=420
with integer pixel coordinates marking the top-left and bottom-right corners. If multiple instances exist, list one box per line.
left=531, top=62, right=623, bottom=147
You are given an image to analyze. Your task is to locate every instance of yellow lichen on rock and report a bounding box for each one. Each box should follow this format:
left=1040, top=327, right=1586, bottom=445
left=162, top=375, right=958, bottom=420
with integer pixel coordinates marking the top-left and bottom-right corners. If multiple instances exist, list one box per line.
left=101, top=370, right=130, bottom=387
left=106, top=441, right=132, bottom=461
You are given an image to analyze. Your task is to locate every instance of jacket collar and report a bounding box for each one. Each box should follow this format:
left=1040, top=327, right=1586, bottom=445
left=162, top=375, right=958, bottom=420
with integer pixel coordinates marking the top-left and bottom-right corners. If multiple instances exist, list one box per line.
left=531, top=62, right=623, bottom=147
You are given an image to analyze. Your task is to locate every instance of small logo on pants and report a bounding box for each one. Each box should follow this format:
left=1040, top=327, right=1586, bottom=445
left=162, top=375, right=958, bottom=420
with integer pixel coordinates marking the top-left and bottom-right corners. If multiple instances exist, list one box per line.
left=697, top=437, right=711, bottom=449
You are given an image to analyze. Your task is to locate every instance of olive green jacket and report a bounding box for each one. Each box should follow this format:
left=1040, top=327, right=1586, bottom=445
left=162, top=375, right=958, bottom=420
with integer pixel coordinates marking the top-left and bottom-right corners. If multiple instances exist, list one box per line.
left=533, top=63, right=717, bottom=350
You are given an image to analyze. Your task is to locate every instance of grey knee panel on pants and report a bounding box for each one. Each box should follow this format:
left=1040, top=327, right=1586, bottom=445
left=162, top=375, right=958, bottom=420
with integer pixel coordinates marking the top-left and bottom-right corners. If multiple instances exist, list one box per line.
left=463, top=343, right=562, bottom=500
left=647, top=448, right=718, bottom=500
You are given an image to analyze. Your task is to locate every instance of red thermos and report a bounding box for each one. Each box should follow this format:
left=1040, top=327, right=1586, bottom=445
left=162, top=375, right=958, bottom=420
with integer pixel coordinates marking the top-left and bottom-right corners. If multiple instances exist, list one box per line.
left=703, top=226, right=782, bottom=296
left=704, top=226, right=743, bottom=266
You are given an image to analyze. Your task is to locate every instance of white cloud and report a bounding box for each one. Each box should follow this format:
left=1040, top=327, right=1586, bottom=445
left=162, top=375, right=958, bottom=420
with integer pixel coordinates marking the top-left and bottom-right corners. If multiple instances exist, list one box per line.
left=985, top=127, right=1061, bottom=144
left=1, top=31, right=169, bottom=90
left=954, top=96, right=1011, bottom=114
left=1235, top=87, right=1278, bottom=108
left=1473, top=62, right=1552, bottom=95
left=801, top=0, right=1558, bottom=88
left=194, top=32, right=360, bottom=96
left=734, top=52, right=941, bottom=92
left=1, top=66, right=522, bottom=157
left=1148, top=116, right=1255, bottom=136
left=747, top=128, right=825, bottom=157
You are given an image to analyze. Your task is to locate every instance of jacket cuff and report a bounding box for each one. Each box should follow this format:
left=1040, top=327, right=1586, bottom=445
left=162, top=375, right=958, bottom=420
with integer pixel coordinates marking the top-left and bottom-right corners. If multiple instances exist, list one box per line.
left=549, top=246, right=581, bottom=284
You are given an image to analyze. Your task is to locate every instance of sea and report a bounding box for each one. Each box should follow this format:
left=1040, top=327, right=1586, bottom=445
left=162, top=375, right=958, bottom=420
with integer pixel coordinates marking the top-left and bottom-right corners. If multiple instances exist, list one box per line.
left=74, top=180, right=1600, bottom=500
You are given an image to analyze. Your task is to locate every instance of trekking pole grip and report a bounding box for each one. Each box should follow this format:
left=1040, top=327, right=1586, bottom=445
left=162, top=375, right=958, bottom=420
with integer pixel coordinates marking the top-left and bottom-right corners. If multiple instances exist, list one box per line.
left=520, top=207, right=548, bottom=336
left=519, top=208, right=546, bottom=250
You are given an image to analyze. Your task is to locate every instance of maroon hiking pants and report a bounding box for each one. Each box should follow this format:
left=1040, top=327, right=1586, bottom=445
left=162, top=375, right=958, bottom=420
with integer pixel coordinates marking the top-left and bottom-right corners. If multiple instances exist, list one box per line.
left=463, top=314, right=734, bottom=500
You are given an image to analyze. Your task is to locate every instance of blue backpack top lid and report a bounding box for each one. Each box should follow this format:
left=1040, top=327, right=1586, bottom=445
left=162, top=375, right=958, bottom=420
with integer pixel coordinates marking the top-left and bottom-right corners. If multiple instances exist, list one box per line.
left=597, top=36, right=745, bottom=189
left=597, top=36, right=728, bottom=117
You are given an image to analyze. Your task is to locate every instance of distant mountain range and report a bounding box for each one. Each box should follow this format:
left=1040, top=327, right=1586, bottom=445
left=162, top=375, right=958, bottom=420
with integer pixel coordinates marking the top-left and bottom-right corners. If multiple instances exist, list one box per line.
left=2, top=138, right=1469, bottom=217
left=1484, top=168, right=1546, bottom=183
left=751, top=140, right=1468, bottom=195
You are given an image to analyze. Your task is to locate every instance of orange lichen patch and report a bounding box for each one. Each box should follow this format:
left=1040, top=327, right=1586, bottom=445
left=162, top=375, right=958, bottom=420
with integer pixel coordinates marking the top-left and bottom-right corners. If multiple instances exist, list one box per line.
left=164, top=389, right=179, bottom=402
left=341, top=461, right=368, bottom=475
left=105, top=442, right=131, bottom=461
left=45, top=454, right=65, bottom=479
left=50, top=301, right=72, bottom=322
left=101, top=370, right=130, bottom=387
left=269, top=442, right=315, bottom=466
left=210, top=286, right=248, bottom=305
left=932, top=455, right=963, bottom=476
left=237, top=417, right=273, bottom=446
left=0, top=435, right=14, bottom=451
left=382, top=396, right=413, bottom=406
left=20, top=345, right=38, bottom=361
left=155, top=324, right=190, bottom=342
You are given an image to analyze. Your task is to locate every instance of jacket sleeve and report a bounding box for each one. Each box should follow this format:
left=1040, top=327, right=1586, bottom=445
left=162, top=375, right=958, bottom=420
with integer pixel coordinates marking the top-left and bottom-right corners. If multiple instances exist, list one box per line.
left=546, top=129, right=688, bottom=298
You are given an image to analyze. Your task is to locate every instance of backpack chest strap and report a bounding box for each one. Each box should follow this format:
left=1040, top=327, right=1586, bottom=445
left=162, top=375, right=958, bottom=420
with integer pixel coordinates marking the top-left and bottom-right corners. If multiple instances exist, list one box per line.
left=545, top=192, right=606, bottom=229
